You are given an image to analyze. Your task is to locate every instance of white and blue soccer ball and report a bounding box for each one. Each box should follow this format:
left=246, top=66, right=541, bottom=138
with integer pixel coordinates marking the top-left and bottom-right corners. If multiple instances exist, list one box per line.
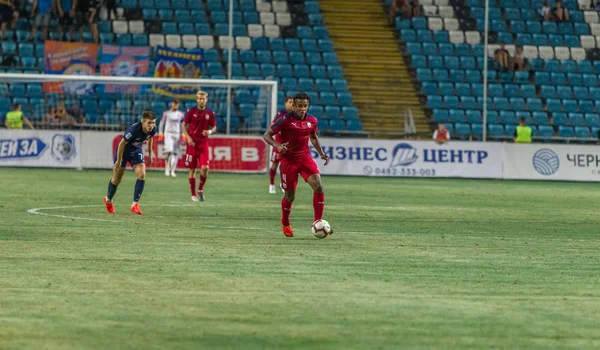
left=312, top=219, right=332, bottom=239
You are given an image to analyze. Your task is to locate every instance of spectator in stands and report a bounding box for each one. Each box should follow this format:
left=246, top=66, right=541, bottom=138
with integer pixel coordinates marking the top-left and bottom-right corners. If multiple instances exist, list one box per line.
left=104, top=0, right=117, bottom=20
left=433, top=122, right=450, bottom=144
left=512, top=45, right=526, bottom=72
left=43, top=102, right=78, bottom=128
left=514, top=117, right=532, bottom=143
left=594, top=0, right=600, bottom=11
left=56, top=0, right=76, bottom=41
left=494, top=42, right=510, bottom=71
left=539, top=1, right=553, bottom=21
left=388, top=0, right=405, bottom=25
left=407, top=0, right=421, bottom=18
left=0, top=0, right=16, bottom=41
left=30, top=0, right=54, bottom=41
left=76, top=0, right=99, bottom=45
left=67, top=102, right=86, bottom=124
left=553, top=0, right=569, bottom=21
left=5, top=103, right=34, bottom=129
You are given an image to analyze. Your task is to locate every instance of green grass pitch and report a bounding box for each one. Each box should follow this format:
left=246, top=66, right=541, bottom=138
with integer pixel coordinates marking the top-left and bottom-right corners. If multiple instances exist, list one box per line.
left=1, top=168, right=599, bottom=349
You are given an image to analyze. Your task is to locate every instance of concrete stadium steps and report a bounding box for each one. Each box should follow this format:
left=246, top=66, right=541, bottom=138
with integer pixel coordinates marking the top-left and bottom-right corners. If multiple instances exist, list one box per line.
left=318, top=0, right=429, bottom=135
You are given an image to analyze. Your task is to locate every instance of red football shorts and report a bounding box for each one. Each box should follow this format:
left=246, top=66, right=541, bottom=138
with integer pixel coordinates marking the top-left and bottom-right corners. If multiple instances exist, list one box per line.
left=280, top=156, right=320, bottom=191
left=185, top=143, right=210, bottom=169
left=270, top=149, right=280, bottom=163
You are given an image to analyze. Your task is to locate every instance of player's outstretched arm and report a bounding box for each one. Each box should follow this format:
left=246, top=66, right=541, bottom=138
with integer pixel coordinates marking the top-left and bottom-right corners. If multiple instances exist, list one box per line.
left=24, top=117, right=34, bottom=129
left=114, top=139, right=128, bottom=169
left=310, top=132, right=329, bottom=165
left=263, top=127, right=287, bottom=154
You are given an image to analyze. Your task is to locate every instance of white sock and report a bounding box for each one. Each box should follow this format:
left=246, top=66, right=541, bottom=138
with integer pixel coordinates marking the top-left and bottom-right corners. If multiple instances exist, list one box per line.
left=170, top=154, right=178, bottom=173
left=165, top=156, right=170, bottom=173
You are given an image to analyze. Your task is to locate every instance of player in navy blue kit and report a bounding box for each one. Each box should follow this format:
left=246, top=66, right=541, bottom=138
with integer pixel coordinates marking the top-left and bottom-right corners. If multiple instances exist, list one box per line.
left=104, top=111, right=157, bottom=215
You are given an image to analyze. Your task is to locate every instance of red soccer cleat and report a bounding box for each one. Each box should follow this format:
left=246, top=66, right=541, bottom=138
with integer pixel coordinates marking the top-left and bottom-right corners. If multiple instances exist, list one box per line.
left=104, top=196, right=115, bottom=214
left=280, top=218, right=293, bottom=237
left=130, top=202, right=143, bottom=215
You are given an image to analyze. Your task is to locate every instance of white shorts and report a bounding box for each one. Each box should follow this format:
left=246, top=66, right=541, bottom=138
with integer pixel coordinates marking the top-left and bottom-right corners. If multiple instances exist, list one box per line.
left=163, top=133, right=181, bottom=154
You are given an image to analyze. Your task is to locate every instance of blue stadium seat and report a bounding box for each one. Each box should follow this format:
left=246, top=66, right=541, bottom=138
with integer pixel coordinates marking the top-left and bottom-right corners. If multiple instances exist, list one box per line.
left=449, top=69, right=465, bottom=82
left=297, top=26, right=313, bottom=39
left=273, top=51, right=289, bottom=64
left=417, top=29, right=433, bottom=42
left=346, top=120, right=363, bottom=132
left=172, top=0, right=186, bottom=9
left=427, top=96, right=443, bottom=109
left=318, top=39, right=333, bottom=52
left=574, top=126, right=591, bottom=139
left=559, top=126, right=575, bottom=138
left=569, top=113, right=586, bottom=126
left=417, top=68, right=432, bottom=81
left=207, top=62, right=222, bottom=75
left=337, top=92, right=353, bottom=107
left=575, top=22, right=590, bottom=35
left=422, top=42, right=437, bottom=56
left=557, top=86, right=573, bottom=99
left=401, top=29, right=416, bottom=42
left=195, top=23, right=210, bottom=35
left=421, top=82, right=437, bottom=95
left=543, top=22, right=558, bottom=34
left=454, top=123, right=471, bottom=139
left=282, top=78, right=297, bottom=91
left=307, top=52, right=323, bottom=65
left=462, top=97, right=477, bottom=110
left=252, top=37, right=268, bottom=50
left=433, top=109, right=449, bottom=122
left=412, top=17, right=427, bottom=30
left=294, top=64, right=309, bottom=78
left=211, top=11, right=226, bottom=23
left=553, top=112, right=568, bottom=126
left=326, top=106, right=341, bottom=119
left=433, top=69, right=448, bottom=82
left=438, top=82, right=453, bottom=96
left=586, top=114, right=600, bottom=127
left=301, top=39, right=318, bottom=52
left=449, top=109, right=466, bottom=123
left=526, top=20, right=542, bottom=33
left=434, top=31, right=449, bottom=43
left=277, top=64, right=293, bottom=77
left=309, top=65, right=325, bottom=79
left=289, top=51, right=305, bottom=65
left=563, top=99, right=578, bottom=113
left=261, top=63, right=275, bottom=76
left=342, top=106, right=358, bottom=120
left=314, top=26, right=329, bottom=39
left=240, top=50, right=256, bottom=63
left=488, top=124, right=505, bottom=137
left=298, top=78, right=314, bottom=91
left=332, top=79, right=347, bottom=92
left=257, top=51, right=272, bottom=64
left=444, top=96, right=460, bottom=109
left=584, top=74, right=598, bottom=87
left=455, top=83, right=470, bottom=96
left=320, top=92, right=336, bottom=105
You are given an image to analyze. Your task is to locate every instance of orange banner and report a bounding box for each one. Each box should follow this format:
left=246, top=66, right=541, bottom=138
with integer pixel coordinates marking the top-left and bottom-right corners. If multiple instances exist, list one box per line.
left=43, top=40, right=98, bottom=94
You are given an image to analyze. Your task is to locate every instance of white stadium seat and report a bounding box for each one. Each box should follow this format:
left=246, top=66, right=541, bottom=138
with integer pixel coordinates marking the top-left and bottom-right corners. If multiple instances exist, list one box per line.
left=248, top=24, right=264, bottom=38
left=554, top=47, right=570, bottom=60
left=538, top=46, right=555, bottom=59
left=523, top=45, right=539, bottom=59
left=149, top=34, right=165, bottom=47
left=112, top=20, right=128, bottom=34
left=581, top=35, right=596, bottom=49
left=165, top=34, right=181, bottom=48
left=256, top=1, right=271, bottom=12
left=438, top=6, right=455, bottom=18
left=128, top=21, right=144, bottom=34
left=272, top=1, right=288, bottom=13
left=444, top=18, right=459, bottom=31
left=198, top=35, right=215, bottom=49
left=260, top=12, right=275, bottom=25
left=428, top=18, right=443, bottom=31
left=264, top=24, right=281, bottom=38
left=570, top=47, right=586, bottom=61
left=218, top=35, right=234, bottom=49
left=276, top=13, right=292, bottom=26
left=584, top=11, right=598, bottom=24
left=235, top=36, right=252, bottom=50
left=449, top=30, right=465, bottom=44
left=182, top=35, right=198, bottom=49
left=465, top=31, right=481, bottom=44
left=422, top=5, right=437, bottom=16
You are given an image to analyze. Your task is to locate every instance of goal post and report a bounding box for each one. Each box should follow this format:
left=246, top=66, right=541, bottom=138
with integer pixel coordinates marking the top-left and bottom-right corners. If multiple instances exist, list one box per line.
left=0, top=73, right=278, bottom=173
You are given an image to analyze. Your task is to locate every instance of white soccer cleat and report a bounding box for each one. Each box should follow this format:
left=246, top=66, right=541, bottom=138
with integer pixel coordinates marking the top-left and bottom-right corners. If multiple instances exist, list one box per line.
left=269, top=184, right=276, bottom=194
left=170, top=172, right=177, bottom=177
left=165, top=169, right=170, bottom=176
left=191, top=196, right=200, bottom=202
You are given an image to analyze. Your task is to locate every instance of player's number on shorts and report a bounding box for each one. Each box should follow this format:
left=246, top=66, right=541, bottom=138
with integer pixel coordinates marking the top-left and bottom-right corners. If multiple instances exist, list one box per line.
left=140, top=154, right=144, bottom=161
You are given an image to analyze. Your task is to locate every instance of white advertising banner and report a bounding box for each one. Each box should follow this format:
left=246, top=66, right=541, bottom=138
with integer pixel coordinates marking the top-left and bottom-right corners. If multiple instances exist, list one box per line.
left=503, top=143, right=600, bottom=182
left=310, top=138, right=503, bottom=178
left=0, top=129, right=81, bottom=168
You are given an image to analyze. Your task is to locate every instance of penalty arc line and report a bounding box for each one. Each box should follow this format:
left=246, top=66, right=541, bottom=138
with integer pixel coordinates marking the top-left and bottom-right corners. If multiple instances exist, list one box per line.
left=26, top=204, right=263, bottom=230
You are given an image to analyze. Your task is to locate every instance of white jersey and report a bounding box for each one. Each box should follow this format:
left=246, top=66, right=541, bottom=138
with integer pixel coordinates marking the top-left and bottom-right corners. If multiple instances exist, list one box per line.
left=160, top=110, right=185, bottom=135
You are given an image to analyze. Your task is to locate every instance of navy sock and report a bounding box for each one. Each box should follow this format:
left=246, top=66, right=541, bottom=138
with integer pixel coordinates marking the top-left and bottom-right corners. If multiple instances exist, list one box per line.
left=133, top=179, right=145, bottom=203
left=107, top=181, right=118, bottom=201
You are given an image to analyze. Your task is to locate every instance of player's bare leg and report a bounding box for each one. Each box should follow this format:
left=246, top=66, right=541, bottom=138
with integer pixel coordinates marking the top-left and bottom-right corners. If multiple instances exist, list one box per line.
left=189, top=168, right=199, bottom=201
left=130, top=163, right=146, bottom=215
left=198, top=166, right=208, bottom=201
left=269, top=161, right=278, bottom=194
left=281, top=188, right=295, bottom=237
left=104, top=167, right=125, bottom=213
left=307, top=174, right=329, bottom=233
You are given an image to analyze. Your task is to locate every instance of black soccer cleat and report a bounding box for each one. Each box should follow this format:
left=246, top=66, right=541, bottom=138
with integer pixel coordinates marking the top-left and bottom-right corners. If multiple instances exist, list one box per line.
left=199, top=191, right=205, bottom=202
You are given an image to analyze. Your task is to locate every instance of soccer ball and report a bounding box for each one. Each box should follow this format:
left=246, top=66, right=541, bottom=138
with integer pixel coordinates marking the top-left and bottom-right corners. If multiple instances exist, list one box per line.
left=312, top=219, right=332, bottom=239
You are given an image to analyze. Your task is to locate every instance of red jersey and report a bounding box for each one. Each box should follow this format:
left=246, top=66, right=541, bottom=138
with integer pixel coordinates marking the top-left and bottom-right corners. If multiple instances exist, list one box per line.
left=272, top=109, right=288, bottom=151
left=271, top=112, right=318, bottom=161
left=183, top=107, right=216, bottom=144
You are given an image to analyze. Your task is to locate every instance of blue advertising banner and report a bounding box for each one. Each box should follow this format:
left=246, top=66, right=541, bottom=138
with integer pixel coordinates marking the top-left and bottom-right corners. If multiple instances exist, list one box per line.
left=99, top=45, right=151, bottom=94
left=152, top=46, right=203, bottom=98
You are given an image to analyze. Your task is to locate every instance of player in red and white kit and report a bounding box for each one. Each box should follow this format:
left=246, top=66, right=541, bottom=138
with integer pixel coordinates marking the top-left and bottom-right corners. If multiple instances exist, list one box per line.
left=269, top=96, right=294, bottom=194
left=182, top=91, right=217, bottom=202
left=263, top=93, right=330, bottom=237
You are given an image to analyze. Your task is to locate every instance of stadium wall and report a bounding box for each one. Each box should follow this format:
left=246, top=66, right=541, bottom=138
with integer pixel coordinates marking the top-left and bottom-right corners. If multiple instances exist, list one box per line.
left=1, top=130, right=599, bottom=182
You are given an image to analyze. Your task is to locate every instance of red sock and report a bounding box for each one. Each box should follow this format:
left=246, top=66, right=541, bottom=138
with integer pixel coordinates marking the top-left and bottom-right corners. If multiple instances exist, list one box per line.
left=269, top=168, right=276, bottom=185
left=281, top=197, right=292, bottom=226
left=313, top=193, right=325, bottom=222
left=189, top=178, right=196, bottom=196
left=199, top=175, right=207, bottom=191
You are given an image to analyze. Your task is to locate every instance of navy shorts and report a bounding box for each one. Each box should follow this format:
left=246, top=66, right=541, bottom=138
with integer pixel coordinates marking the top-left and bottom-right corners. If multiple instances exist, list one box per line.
left=114, top=149, right=144, bottom=168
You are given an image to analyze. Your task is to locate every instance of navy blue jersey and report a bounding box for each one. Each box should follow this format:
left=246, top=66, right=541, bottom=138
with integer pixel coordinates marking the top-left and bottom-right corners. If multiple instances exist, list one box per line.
left=122, top=122, right=156, bottom=153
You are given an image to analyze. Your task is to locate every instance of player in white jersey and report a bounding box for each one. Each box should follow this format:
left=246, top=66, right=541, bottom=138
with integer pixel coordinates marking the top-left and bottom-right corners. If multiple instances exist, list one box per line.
left=159, top=100, right=185, bottom=177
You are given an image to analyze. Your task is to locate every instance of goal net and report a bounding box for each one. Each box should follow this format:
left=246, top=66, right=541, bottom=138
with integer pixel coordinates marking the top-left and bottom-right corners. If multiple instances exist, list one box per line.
left=0, top=73, right=278, bottom=173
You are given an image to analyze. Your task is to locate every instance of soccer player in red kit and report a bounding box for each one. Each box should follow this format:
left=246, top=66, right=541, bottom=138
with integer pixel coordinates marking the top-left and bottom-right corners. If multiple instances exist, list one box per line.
left=182, top=91, right=217, bottom=202
left=263, top=93, right=330, bottom=237
left=269, top=96, right=294, bottom=194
